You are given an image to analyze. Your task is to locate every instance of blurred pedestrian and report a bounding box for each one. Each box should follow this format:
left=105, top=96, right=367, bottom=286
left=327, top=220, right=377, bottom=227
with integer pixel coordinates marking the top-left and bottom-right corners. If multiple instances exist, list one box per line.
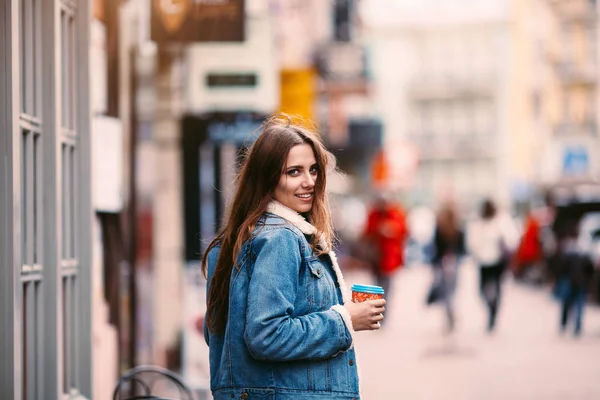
left=552, top=220, right=594, bottom=337
left=406, top=205, right=436, bottom=265
left=202, top=116, right=385, bottom=399
left=362, top=193, right=408, bottom=301
left=539, top=191, right=559, bottom=280
left=429, top=203, right=465, bottom=333
left=513, top=210, right=543, bottom=281
left=467, top=199, right=519, bottom=332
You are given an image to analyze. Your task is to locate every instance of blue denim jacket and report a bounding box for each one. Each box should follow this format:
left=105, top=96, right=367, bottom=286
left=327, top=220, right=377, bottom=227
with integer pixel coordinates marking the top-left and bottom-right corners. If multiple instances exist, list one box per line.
left=205, top=201, right=360, bottom=400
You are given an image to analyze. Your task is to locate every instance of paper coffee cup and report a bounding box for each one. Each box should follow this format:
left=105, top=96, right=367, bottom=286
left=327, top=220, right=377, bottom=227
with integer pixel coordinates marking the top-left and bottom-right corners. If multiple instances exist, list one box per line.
left=351, top=284, right=384, bottom=303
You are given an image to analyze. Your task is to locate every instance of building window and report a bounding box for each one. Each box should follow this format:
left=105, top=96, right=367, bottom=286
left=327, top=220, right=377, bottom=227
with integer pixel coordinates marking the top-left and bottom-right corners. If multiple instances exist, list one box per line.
left=60, top=1, right=81, bottom=396
left=19, top=0, right=44, bottom=397
left=2, top=0, right=91, bottom=397
left=587, top=25, right=596, bottom=67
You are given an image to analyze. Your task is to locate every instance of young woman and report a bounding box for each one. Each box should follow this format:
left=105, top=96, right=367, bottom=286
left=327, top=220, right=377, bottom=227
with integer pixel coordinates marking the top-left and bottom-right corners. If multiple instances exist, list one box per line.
left=202, top=116, right=385, bottom=400
left=467, top=199, right=518, bottom=332
left=430, top=203, right=465, bottom=333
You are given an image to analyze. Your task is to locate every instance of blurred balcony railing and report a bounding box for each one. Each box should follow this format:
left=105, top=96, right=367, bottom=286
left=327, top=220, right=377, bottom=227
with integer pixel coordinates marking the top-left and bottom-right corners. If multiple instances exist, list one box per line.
left=553, top=120, right=598, bottom=136
left=555, top=60, right=597, bottom=85
left=407, top=133, right=495, bottom=160
left=547, top=0, right=598, bottom=23
left=408, top=76, right=494, bottom=100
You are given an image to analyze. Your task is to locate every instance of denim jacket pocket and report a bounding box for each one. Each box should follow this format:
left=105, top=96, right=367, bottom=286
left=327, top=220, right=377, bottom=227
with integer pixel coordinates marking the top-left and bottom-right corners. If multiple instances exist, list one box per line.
left=307, top=260, right=332, bottom=311
left=308, top=260, right=325, bottom=279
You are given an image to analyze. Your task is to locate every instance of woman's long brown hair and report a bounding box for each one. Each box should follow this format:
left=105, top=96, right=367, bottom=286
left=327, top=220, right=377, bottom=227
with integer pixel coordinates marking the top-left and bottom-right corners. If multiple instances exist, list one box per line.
left=201, top=115, right=336, bottom=335
left=437, top=204, right=460, bottom=242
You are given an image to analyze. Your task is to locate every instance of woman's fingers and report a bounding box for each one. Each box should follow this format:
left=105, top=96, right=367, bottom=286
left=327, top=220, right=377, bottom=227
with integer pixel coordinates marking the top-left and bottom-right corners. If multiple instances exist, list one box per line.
left=372, top=305, right=385, bottom=313
left=347, top=299, right=387, bottom=331
left=370, top=313, right=384, bottom=322
left=369, top=299, right=386, bottom=307
left=368, top=299, right=386, bottom=314
left=368, top=309, right=384, bottom=331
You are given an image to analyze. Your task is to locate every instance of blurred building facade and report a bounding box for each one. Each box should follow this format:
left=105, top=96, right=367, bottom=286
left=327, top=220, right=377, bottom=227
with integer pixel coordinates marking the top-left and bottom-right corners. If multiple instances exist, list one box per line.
left=0, top=0, right=94, bottom=399
left=408, top=22, right=511, bottom=208
left=362, top=0, right=600, bottom=211
left=532, top=0, right=600, bottom=185
left=363, top=0, right=513, bottom=210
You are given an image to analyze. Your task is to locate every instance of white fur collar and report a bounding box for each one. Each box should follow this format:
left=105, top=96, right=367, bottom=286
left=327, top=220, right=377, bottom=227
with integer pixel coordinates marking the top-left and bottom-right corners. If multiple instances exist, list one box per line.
left=266, top=200, right=318, bottom=238
left=266, top=200, right=351, bottom=304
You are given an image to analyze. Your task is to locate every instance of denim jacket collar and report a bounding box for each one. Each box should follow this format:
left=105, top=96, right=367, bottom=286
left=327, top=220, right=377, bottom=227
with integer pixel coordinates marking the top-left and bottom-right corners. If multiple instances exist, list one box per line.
left=266, top=200, right=351, bottom=304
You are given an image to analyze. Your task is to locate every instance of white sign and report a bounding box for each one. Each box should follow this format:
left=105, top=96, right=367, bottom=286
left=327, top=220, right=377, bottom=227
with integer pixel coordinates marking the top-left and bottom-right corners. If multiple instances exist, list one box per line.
left=318, top=43, right=366, bottom=81
left=92, top=116, right=124, bottom=212
left=386, top=140, right=419, bottom=190
left=539, top=135, right=600, bottom=183
left=90, top=20, right=107, bottom=114
left=184, top=14, right=278, bottom=114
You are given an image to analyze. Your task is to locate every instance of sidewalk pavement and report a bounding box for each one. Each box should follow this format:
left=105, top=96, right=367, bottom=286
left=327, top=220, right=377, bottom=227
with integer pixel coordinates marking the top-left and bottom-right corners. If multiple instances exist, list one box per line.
left=349, top=261, right=600, bottom=399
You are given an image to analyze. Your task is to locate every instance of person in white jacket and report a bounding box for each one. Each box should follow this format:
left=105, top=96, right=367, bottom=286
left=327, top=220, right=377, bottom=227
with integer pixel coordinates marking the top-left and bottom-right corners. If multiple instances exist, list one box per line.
left=467, top=199, right=519, bottom=332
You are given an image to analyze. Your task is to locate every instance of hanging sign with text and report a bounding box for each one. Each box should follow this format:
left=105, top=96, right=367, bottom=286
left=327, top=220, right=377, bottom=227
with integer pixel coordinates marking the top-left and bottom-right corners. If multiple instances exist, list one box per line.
left=151, top=0, right=245, bottom=43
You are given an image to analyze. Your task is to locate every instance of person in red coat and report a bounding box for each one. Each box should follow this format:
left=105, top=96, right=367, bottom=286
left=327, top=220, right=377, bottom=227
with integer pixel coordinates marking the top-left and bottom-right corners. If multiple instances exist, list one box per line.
left=363, top=194, right=408, bottom=301
left=514, top=213, right=542, bottom=279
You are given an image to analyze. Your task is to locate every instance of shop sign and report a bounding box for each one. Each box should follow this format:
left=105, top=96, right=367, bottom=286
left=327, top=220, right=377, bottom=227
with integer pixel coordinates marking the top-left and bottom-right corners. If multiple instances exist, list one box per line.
left=151, top=0, right=245, bottom=43
left=316, top=42, right=367, bottom=82
left=279, top=69, right=316, bottom=122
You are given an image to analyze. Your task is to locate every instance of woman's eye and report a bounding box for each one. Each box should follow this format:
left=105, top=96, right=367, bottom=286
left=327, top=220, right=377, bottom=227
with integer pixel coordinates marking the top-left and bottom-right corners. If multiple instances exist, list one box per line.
left=287, top=169, right=299, bottom=176
left=310, top=167, right=318, bottom=175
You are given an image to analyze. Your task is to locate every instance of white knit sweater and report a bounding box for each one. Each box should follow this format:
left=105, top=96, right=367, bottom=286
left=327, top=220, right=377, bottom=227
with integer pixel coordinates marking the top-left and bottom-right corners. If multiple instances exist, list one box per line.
left=467, top=213, right=519, bottom=266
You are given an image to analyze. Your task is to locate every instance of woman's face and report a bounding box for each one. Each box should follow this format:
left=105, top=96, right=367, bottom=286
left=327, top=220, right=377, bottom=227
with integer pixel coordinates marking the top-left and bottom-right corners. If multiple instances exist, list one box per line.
left=274, top=143, right=318, bottom=214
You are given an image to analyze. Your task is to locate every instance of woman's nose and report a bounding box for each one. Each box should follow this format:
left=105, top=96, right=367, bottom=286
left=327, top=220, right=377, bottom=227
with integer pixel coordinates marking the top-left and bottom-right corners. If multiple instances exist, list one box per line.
left=301, top=172, right=315, bottom=188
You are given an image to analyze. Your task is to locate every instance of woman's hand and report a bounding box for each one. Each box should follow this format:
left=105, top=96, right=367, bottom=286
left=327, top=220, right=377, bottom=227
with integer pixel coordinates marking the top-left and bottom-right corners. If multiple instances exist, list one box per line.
left=344, top=299, right=386, bottom=331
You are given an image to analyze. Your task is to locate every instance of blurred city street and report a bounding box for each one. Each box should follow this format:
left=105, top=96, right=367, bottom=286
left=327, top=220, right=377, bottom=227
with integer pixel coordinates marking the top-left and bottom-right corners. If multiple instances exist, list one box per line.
left=348, top=263, right=600, bottom=400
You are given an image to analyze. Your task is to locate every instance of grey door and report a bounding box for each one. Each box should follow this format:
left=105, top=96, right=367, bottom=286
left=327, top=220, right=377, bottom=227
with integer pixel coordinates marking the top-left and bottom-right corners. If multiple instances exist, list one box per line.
left=0, top=1, right=93, bottom=399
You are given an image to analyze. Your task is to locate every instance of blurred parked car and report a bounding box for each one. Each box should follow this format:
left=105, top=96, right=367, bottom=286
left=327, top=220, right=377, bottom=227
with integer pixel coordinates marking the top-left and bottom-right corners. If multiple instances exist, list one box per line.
left=576, top=212, right=600, bottom=304
left=578, top=212, right=600, bottom=267
left=553, top=197, right=600, bottom=304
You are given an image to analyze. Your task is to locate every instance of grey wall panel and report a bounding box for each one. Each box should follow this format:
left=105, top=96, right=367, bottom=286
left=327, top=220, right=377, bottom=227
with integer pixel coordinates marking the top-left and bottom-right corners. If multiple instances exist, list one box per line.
left=1, top=1, right=93, bottom=398
left=0, top=1, right=23, bottom=399
left=41, top=0, right=64, bottom=398
left=74, top=0, right=92, bottom=395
